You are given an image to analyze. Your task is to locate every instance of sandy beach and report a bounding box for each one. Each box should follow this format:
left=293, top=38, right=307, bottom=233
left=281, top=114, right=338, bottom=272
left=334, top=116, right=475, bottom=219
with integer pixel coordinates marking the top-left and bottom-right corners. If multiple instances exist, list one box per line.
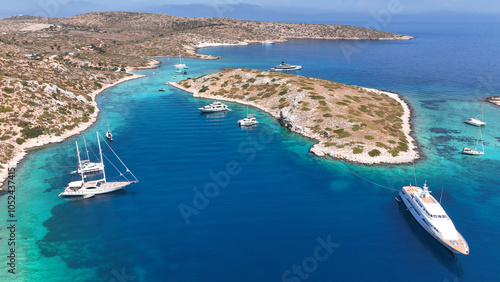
left=168, top=81, right=419, bottom=165
left=0, top=73, right=145, bottom=188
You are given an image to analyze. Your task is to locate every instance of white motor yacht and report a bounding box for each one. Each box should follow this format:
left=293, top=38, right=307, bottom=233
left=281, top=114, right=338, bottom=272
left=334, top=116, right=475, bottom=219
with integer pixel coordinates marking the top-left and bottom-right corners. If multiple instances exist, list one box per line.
left=270, top=60, right=301, bottom=71
left=199, top=101, right=231, bottom=113
left=398, top=182, right=469, bottom=255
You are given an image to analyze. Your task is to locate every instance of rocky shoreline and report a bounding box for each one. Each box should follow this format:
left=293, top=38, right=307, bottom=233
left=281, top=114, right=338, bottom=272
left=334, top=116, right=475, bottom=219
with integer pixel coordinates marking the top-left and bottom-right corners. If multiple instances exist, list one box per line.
left=486, top=96, right=500, bottom=107
left=0, top=73, right=144, bottom=189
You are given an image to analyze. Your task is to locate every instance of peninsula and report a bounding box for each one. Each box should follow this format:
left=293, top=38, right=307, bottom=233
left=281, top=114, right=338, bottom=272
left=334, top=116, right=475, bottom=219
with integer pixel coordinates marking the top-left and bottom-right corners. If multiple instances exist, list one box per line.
left=0, top=11, right=414, bottom=185
left=169, top=69, right=419, bottom=164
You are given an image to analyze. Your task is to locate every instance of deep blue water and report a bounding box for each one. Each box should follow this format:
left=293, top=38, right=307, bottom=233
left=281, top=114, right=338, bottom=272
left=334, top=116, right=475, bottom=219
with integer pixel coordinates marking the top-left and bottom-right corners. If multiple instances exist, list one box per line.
left=2, top=22, right=500, bottom=281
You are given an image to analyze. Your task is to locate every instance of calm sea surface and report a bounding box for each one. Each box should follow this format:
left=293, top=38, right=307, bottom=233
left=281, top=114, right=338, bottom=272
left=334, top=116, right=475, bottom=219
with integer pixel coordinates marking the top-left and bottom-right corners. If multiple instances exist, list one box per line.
left=1, top=22, right=500, bottom=281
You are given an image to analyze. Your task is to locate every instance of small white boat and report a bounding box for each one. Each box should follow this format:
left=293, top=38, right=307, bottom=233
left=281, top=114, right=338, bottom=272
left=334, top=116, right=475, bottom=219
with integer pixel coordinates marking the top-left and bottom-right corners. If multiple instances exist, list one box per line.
left=398, top=181, right=469, bottom=255
left=199, top=101, right=231, bottom=113
left=462, top=126, right=484, bottom=155
left=462, top=148, right=484, bottom=155
left=262, top=40, right=274, bottom=45
left=270, top=60, right=301, bottom=71
left=464, top=117, right=486, bottom=127
left=238, top=99, right=258, bottom=126
left=73, top=160, right=104, bottom=174
left=465, top=103, right=486, bottom=126
left=69, top=136, right=104, bottom=175
left=174, top=52, right=188, bottom=69
left=238, top=114, right=258, bottom=127
left=106, top=116, right=113, bottom=141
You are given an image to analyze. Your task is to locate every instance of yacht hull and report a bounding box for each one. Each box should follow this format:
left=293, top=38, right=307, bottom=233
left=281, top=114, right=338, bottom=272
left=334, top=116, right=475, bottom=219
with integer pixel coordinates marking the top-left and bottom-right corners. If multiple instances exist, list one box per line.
left=270, top=66, right=301, bottom=71
left=462, top=148, right=484, bottom=155
left=199, top=108, right=229, bottom=113
left=464, top=120, right=486, bottom=126
left=59, top=181, right=134, bottom=197
left=399, top=189, right=469, bottom=255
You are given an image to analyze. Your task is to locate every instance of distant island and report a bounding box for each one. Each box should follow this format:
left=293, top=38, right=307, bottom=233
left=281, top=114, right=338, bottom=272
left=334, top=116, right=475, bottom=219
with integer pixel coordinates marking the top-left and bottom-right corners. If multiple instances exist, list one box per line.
left=0, top=11, right=414, bottom=185
left=169, top=69, right=419, bottom=164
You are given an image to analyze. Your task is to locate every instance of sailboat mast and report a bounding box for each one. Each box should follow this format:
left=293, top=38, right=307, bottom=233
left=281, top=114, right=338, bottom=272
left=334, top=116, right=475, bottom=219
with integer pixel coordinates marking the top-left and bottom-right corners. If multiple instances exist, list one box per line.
left=83, top=136, right=90, bottom=161
left=97, top=131, right=106, bottom=183
left=481, top=103, right=484, bottom=122
left=479, top=127, right=485, bottom=153
left=76, top=141, right=85, bottom=181
left=76, top=141, right=81, bottom=164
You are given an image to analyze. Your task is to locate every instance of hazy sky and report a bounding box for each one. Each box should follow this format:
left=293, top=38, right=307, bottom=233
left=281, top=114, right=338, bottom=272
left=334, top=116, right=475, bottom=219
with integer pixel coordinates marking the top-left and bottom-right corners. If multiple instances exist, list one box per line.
left=2, top=0, right=499, bottom=19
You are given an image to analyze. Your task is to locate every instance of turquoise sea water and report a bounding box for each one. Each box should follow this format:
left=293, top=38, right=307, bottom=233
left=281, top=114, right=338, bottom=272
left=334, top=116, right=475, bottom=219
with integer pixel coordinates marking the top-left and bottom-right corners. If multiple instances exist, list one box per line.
left=1, top=22, right=500, bottom=281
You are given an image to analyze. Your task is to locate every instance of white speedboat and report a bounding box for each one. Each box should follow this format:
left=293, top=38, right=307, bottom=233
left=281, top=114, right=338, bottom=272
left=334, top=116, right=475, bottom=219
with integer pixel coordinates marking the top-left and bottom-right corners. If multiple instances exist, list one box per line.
left=199, top=101, right=231, bottom=113
left=106, top=116, right=113, bottom=141
left=398, top=182, right=469, bottom=255
left=238, top=114, right=258, bottom=126
left=464, top=117, right=486, bottom=126
left=59, top=132, right=138, bottom=198
left=106, top=131, right=113, bottom=141
left=270, top=60, right=301, bottom=71
left=462, top=126, right=484, bottom=155
left=262, top=40, right=274, bottom=45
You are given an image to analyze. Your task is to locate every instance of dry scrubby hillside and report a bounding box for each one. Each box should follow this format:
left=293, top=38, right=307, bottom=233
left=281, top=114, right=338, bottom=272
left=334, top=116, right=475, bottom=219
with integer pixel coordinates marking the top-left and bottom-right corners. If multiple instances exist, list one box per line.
left=0, top=12, right=412, bottom=64
left=175, top=69, right=417, bottom=163
left=0, top=11, right=413, bottom=175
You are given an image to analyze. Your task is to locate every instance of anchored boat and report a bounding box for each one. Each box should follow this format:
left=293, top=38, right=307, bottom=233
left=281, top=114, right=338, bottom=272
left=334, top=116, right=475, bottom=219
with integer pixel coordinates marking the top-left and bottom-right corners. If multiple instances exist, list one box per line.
left=398, top=181, right=469, bottom=255
left=462, top=126, right=485, bottom=155
left=199, top=101, right=231, bottom=113
left=270, top=60, right=301, bottom=71
left=59, top=132, right=138, bottom=198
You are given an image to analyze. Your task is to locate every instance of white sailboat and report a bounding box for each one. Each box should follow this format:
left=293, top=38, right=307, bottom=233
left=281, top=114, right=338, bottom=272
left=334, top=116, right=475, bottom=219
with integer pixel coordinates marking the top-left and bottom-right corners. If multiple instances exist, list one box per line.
left=398, top=181, right=469, bottom=255
left=462, top=126, right=485, bottom=155
left=59, top=132, right=138, bottom=198
left=106, top=116, right=113, bottom=141
left=174, top=52, right=188, bottom=70
left=238, top=100, right=258, bottom=126
left=464, top=103, right=486, bottom=126
left=70, top=136, right=103, bottom=175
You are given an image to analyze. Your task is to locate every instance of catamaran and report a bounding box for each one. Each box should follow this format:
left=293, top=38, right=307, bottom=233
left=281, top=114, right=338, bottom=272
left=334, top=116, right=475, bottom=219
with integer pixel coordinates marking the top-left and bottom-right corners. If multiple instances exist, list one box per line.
left=59, top=132, right=138, bottom=198
left=463, top=126, right=485, bottom=155
left=465, top=103, right=486, bottom=126
left=398, top=181, right=469, bottom=255
left=238, top=101, right=258, bottom=126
